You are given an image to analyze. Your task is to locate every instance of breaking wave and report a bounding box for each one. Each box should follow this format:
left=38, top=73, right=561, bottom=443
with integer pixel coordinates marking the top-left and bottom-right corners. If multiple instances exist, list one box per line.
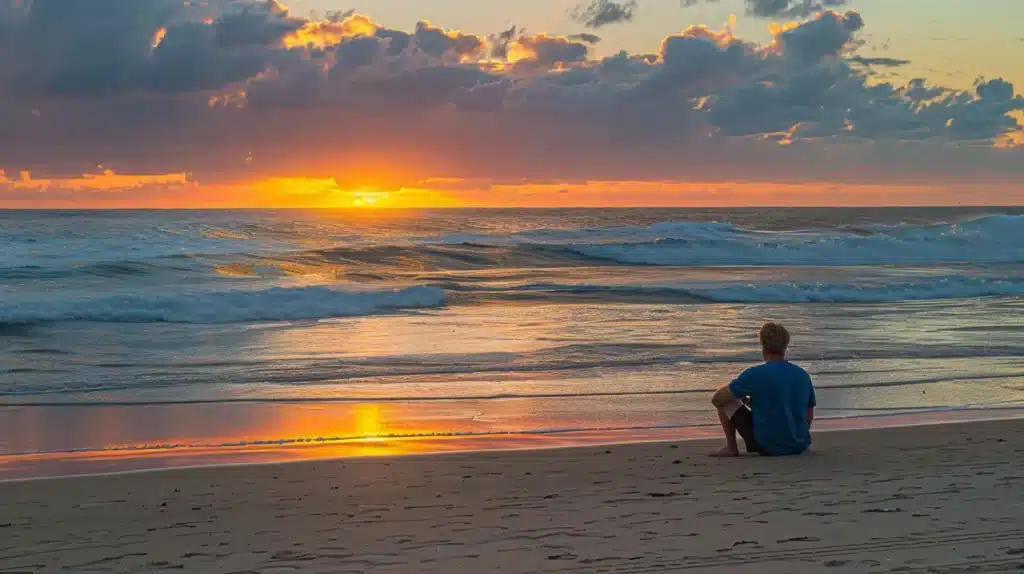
left=457, top=275, right=1024, bottom=303
left=687, top=277, right=1024, bottom=303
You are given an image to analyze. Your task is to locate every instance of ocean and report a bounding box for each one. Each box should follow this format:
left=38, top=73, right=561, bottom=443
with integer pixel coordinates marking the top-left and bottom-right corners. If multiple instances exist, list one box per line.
left=2, top=207, right=1024, bottom=475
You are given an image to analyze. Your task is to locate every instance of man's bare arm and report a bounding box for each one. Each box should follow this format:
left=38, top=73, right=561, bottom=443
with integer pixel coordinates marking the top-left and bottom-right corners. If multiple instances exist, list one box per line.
left=807, top=408, right=815, bottom=427
left=711, top=385, right=737, bottom=408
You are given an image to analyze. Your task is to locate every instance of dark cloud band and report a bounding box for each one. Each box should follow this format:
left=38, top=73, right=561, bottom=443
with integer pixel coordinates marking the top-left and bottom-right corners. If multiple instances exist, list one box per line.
left=0, top=1, right=1020, bottom=193
left=684, top=0, right=851, bottom=19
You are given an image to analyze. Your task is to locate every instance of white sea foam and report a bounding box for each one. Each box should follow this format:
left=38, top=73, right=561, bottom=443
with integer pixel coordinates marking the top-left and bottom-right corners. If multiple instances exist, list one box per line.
left=0, top=285, right=445, bottom=324
left=487, top=275, right=1024, bottom=303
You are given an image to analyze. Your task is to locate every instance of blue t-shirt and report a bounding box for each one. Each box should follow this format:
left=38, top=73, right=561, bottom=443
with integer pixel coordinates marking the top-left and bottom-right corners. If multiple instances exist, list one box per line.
left=729, top=361, right=816, bottom=456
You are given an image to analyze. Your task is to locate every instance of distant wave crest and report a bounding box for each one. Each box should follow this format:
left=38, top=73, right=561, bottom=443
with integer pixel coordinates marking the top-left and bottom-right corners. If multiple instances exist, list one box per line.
left=563, top=215, right=1024, bottom=266
left=306, top=214, right=1024, bottom=269
left=6, top=215, right=1024, bottom=279
left=0, top=285, right=445, bottom=325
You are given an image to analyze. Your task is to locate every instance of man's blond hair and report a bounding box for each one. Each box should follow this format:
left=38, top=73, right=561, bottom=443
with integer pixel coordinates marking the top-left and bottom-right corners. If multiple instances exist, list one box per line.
left=759, top=322, right=790, bottom=355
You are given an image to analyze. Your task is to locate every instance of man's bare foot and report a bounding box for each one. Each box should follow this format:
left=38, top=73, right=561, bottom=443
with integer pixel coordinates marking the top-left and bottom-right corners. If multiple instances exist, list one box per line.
left=709, top=445, right=740, bottom=457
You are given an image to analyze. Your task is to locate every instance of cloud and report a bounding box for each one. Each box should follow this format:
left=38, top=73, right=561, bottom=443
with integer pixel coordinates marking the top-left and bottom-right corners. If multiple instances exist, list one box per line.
left=0, top=0, right=327, bottom=98
left=508, top=34, right=590, bottom=67
left=0, top=169, right=191, bottom=191
left=569, top=33, right=603, bottom=44
left=684, top=0, right=850, bottom=19
left=746, top=0, right=849, bottom=18
left=849, top=56, right=910, bottom=67
left=706, top=59, right=1024, bottom=145
left=571, top=0, right=637, bottom=29
left=943, top=78, right=1024, bottom=141
left=488, top=26, right=518, bottom=59
left=331, top=35, right=388, bottom=74
left=904, top=78, right=945, bottom=101
left=772, top=10, right=864, bottom=63
left=215, top=0, right=305, bottom=49
left=636, top=25, right=754, bottom=99
left=0, top=2, right=1021, bottom=206
left=0, top=168, right=195, bottom=206
left=285, top=13, right=378, bottom=48
left=411, top=21, right=486, bottom=60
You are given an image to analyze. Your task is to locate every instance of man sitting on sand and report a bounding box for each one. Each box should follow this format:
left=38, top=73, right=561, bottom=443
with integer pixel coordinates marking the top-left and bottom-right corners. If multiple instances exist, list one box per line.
left=710, top=322, right=816, bottom=457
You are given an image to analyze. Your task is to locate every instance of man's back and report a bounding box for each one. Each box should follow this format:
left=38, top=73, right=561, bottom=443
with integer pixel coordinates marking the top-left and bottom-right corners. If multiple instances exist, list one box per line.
left=728, top=361, right=815, bottom=456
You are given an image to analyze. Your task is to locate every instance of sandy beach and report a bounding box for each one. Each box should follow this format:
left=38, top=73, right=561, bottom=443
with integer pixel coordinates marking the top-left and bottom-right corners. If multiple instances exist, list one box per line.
left=0, top=419, right=1021, bottom=573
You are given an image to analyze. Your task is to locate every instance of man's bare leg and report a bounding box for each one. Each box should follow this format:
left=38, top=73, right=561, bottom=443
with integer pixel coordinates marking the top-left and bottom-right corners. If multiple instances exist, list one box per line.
left=710, top=401, right=744, bottom=457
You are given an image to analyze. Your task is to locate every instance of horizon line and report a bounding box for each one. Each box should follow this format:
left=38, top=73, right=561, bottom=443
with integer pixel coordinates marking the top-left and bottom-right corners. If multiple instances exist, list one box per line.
left=1, top=204, right=1023, bottom=212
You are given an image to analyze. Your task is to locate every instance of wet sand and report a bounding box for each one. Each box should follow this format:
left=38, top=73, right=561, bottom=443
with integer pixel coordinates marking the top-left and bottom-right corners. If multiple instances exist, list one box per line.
left=1, top=419, right=1022, bottom=573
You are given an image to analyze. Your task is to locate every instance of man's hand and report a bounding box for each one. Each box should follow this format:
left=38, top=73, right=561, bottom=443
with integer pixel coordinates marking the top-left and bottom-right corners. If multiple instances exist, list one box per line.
left=711, top=385, right=737, bottom=409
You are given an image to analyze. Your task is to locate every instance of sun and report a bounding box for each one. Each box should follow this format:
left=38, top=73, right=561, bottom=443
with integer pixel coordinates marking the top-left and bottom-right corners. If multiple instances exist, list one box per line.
left=352, top=190, right=390, bottom=207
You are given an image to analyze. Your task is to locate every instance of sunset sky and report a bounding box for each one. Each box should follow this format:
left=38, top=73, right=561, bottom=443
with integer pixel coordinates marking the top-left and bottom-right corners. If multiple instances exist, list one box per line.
left=1, top=0, right=1022, bottom=208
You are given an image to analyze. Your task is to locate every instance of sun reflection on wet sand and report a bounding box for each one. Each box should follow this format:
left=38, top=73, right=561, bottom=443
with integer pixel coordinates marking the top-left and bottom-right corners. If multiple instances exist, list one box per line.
left=1, top=407, right=1019, bottom=482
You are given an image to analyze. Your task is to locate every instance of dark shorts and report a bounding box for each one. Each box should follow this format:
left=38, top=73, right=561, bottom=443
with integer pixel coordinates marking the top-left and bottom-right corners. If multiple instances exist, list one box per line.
left=730, top=406, right=762, bottom=454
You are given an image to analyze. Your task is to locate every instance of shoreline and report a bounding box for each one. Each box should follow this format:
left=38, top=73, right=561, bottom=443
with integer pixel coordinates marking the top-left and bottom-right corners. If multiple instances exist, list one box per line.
left=3, top=406, right=1021, bottom=483
left=1, top=418, right=1021, bottom=573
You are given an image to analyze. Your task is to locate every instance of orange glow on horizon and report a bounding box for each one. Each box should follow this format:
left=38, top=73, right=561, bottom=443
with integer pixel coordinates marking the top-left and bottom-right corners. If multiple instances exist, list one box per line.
left=246, top=178, right=462, bottom=208
left=2, top=173, right=1020, bottom=209
left=234, top=177, right=1020, bottom=208
left=209, top=176, right=468, bottom=209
